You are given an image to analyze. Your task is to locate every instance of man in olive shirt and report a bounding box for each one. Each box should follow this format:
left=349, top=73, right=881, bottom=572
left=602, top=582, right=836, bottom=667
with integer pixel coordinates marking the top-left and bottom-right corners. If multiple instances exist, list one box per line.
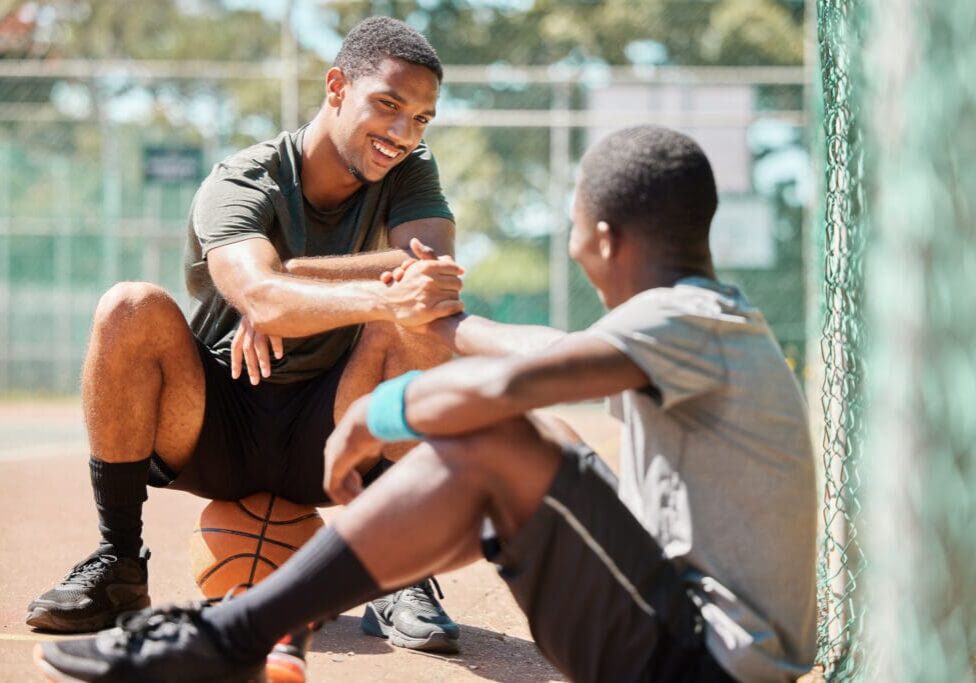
left=26, top=15, right=465, bottom=670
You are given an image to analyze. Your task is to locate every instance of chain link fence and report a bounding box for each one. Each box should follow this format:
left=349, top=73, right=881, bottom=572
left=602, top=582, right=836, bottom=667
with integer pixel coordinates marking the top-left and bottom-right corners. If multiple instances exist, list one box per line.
left=814, top=0, right=866, bottom=677
left=0, top=62, right=809, bottom=393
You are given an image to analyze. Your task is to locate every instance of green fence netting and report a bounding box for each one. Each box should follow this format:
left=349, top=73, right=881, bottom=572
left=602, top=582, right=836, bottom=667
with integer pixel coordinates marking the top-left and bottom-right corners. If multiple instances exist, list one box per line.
left=815, top=0, right=866, bottom=678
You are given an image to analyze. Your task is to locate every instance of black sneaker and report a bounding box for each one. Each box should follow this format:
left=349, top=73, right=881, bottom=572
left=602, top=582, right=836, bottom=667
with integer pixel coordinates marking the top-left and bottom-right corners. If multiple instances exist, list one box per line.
left=27, top=547, right=151, bottom=633
left=33, top=602, right=267, bottom=683
left=361, top=577, right=460, bottom=653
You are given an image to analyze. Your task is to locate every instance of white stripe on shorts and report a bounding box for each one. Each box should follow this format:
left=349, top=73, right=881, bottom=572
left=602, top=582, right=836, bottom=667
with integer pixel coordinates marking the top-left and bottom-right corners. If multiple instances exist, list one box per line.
left=542, top=494, right=656, bottom=618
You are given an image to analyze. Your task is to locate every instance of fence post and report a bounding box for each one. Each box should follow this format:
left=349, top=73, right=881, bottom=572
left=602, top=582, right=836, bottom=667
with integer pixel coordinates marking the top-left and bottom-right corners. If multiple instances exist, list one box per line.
left=548, top=82, right=571, bottom=331
left=280, top=0, right=299, bottom=133
left=0, top=142, right=9, bottom=392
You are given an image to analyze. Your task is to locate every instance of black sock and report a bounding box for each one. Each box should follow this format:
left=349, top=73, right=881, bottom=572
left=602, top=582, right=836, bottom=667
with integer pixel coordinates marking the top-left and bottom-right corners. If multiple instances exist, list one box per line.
left=204, top=526, right=382, bottom=660
left=89, top=457, right=149, bottom=558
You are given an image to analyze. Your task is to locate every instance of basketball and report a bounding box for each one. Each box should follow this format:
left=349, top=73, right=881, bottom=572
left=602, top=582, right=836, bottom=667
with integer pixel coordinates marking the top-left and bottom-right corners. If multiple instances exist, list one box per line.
left=190, top=492, right=324, bottom=599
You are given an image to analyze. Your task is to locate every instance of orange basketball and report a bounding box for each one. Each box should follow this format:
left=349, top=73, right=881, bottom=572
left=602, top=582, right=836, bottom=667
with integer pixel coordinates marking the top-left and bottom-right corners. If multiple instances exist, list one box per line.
left=189, top=492, right=324, bottom=599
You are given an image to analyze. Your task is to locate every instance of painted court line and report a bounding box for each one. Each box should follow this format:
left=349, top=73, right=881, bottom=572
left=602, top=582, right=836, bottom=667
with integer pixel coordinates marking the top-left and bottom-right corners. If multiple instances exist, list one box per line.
left=0, top=633, right=71, bottom=642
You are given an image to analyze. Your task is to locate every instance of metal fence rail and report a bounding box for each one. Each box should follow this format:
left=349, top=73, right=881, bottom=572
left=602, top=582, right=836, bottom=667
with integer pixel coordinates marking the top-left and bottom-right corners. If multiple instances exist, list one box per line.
left=0, top=62, right=808, bottom=394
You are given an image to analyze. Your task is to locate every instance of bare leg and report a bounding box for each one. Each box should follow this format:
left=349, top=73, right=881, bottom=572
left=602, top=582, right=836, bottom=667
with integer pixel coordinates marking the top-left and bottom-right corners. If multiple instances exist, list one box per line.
left=335, top=417, right=563, bottom=589
left=334, top=322, right=451, bottom=467
left=196, top=415, right=563, bottom=656
left=83, top=282, right=204, bottom=469
left=26, top=283, right=206, bottom=630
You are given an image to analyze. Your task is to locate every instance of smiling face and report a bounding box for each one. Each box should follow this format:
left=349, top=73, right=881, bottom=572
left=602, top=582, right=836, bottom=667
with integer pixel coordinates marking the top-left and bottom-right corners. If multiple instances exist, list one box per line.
left=327, top=57, right=439, bottom=184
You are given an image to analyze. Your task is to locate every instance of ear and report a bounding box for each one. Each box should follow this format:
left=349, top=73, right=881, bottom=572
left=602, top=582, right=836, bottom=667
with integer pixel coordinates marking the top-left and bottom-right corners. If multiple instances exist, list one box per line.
left=596, top=220, right=616, bottom=259
left=325, top=67, right=347, bottom=108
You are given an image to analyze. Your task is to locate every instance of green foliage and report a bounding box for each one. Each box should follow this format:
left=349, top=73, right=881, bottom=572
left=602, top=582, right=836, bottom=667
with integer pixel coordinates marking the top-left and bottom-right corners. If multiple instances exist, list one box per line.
left=464, top=240, right=549, bottom=294
left=706, top=0, right=804, bottom=65
left=322, top=0, right=803, bottom=66
left=47, top=1, right=276, bottom=61
left=0, top=0, right=809, bottom=389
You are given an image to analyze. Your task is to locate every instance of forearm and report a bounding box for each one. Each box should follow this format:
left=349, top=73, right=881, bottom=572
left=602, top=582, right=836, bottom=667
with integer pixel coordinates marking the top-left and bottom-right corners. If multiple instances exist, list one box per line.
left=396, top=333, right=645, bottom=437
left=238, top=273, right=392, bottom=337
left=401, top=357, right=527, bottom=435
left=428, top=313, right=567, bottom=357
left=284, top=249, right=410, bottom=280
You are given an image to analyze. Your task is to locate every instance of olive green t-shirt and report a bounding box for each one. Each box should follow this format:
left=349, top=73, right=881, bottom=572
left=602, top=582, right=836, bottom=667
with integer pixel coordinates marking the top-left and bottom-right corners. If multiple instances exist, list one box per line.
left=184, top=127, right=454, bottom=383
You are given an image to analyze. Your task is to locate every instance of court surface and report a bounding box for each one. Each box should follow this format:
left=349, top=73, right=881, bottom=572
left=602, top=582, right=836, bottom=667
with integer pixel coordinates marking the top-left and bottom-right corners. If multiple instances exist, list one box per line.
left=0, top=399, right=621, bottom=682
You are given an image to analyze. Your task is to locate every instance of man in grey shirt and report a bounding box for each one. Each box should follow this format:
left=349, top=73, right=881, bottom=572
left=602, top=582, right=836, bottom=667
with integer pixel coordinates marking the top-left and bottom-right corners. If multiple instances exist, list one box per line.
left=37, top=126, right=817, bottom=683
left=28, top=16, right=466, bottom=675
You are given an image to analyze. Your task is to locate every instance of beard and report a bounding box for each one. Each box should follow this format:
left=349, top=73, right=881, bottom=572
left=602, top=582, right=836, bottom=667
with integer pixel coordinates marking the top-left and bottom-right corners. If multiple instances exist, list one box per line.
left=346, top=164, right=373, bottom=185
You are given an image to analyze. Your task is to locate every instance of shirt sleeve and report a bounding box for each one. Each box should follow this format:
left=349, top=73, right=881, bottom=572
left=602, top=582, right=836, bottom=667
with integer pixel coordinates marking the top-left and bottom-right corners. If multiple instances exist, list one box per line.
left=191, top=170, right=275, bottom=257
left=386, top=141, right=455, bottom=228
left=587, top=292, right=726, bottom=410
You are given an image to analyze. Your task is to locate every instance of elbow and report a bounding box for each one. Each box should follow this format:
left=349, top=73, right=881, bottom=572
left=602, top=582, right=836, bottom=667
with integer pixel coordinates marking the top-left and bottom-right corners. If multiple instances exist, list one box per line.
left=479, top=362, right=526, bottom=411
left=238, top=280, right=283, bottom=333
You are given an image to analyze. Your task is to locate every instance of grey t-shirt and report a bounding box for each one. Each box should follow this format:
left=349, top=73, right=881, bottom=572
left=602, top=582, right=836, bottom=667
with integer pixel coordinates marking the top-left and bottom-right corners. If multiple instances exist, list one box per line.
left=588, top=277, right=817, bottom=683
left=184, top=127, right=454, bottom=382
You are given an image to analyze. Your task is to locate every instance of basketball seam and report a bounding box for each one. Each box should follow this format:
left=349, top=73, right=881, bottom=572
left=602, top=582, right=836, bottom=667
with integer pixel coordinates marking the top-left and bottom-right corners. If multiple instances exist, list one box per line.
left=198, top=553, right=280, bottom=585
left=192, top=527, right=303, bottom=553
left=234, top=500, right=321, bottom=525
left=249, top=494, right=276, bottom=586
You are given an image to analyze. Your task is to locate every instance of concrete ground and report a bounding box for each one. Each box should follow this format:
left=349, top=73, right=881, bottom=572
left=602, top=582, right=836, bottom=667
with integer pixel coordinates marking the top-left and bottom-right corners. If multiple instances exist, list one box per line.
left=0, top=399, right=621, bottom=682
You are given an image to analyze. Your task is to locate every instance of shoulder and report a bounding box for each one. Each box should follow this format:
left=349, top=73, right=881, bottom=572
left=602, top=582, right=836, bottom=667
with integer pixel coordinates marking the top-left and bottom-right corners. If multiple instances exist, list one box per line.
left=594, top=280, right=761, bottom=339
left=207, top=131, right=297, bottom=191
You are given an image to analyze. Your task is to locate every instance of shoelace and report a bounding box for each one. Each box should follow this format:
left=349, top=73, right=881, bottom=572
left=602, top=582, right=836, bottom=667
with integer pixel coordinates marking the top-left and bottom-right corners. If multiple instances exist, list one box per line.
left=62, top=555, right=117, bottom=589
left=399, top=576, right=446, bottom=605
left=118, top=604, right=199, bottom=635
left=110, top=583, right=248, bottom=647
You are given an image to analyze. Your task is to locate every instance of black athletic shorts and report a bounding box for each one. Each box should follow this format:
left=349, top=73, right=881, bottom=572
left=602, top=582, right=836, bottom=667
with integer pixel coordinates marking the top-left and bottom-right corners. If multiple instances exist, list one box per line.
left=485, top=444, right=736, bottom=683
left=148, top=339, right=387, bottom=505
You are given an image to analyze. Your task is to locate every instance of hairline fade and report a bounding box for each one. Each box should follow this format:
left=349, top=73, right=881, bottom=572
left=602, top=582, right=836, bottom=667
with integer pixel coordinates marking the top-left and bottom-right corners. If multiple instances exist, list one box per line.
left=334, top=16, right=443, bottom=83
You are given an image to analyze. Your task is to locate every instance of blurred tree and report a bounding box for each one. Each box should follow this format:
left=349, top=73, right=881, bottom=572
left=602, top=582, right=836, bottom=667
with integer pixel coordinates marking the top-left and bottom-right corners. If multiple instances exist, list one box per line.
left=314, top=1, right=806, bottom=328
left=0, top=0, right=807, bottom=334
left=321, top=0, right=803, bottom=67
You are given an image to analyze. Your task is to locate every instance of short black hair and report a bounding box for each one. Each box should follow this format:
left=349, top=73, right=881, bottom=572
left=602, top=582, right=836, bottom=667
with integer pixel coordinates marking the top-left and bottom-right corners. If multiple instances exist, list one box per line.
left=335, top=16, right=443, bottom=83
left=578, top=126, right=718, bottom=247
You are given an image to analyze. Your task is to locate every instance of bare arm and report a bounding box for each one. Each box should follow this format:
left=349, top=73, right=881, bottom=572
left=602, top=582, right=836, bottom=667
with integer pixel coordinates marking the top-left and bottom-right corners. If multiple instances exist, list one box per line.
left=283, top=217, right=455, bottom=280
left=402, top=333, right=644, bottom=435
left=208, top=235, right=463, bottom=339
left=324, top=333, right=646, bottom=501
left=220, top=218, right=457, bottom=383
left=424, top=313, right=568, bottom=357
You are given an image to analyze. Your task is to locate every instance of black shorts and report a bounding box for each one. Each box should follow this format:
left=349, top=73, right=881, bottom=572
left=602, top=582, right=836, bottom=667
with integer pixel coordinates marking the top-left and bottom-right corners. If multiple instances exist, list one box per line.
left=486, top=445, right=735, bottom=683
left=148, top=339, right=385, bottom=505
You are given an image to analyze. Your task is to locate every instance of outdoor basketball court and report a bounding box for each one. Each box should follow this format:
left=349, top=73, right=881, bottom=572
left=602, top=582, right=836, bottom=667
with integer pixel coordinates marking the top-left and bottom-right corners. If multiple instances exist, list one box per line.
left=0, top=399, right=620, bottom=681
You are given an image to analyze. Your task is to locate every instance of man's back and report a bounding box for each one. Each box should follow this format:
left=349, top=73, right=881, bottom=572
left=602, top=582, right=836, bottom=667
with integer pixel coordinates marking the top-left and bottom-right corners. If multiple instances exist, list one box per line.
left=589, top=277, right=817, bottom=682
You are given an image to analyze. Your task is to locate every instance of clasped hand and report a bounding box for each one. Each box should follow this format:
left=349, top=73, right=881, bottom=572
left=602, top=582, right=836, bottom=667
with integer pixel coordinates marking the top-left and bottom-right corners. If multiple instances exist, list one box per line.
left=230, top=237, right=463, bottom=385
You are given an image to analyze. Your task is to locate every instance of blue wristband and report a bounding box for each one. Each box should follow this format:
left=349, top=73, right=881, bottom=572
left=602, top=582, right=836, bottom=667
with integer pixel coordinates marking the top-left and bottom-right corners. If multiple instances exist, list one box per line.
left=366, top=370, right=423, bottom=442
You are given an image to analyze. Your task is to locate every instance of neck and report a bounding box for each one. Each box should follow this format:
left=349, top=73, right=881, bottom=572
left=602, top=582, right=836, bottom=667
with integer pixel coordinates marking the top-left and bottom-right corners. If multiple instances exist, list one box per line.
left=603, top=253, right=716, bottom=308
left=300, top=110, right=363, bottom=209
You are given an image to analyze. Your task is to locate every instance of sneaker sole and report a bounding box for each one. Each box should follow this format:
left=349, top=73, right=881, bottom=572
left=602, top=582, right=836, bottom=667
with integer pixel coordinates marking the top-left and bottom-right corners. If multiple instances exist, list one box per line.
left=33, top=643, right=270, bottom=683
left=265, top=649, right=306, bottom=683
left=33, top=645, right=82, bottom=683
left=26, top=595, right=151, bottom=633
left=360, top=603, right=460, bottom=654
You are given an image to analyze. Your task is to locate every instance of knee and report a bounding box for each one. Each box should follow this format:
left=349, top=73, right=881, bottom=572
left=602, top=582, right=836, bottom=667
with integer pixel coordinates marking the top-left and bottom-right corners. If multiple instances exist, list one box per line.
left=358, top=320, right=398, bottom=348
left=427, top=418, right=546, bottom=474
left=93, top=282, right=180, bottom=334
